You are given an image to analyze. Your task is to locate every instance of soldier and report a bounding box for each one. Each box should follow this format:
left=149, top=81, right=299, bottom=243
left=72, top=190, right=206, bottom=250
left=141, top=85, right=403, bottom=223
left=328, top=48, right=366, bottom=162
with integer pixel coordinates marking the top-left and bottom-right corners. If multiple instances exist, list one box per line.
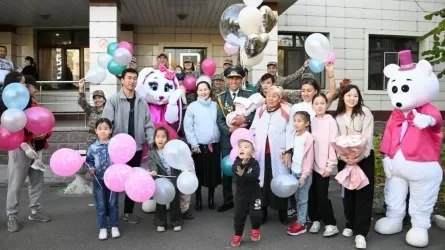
left=223, top=59, right=233, bottom=72
left=211, top=73, right=226, bottom=101
left=154, top=52, right=169, bottom=69
left=183, top=56, right=199, bottom=78
left=256, top=60, right=309, bottom=93
left=216, top=66, right=255, bottom=212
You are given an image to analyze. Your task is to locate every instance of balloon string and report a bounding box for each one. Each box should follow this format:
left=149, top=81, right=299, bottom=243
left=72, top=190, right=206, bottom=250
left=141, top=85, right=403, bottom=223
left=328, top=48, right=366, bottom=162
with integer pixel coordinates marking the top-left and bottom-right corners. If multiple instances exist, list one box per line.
left=85, top=163, right=103, bottom=190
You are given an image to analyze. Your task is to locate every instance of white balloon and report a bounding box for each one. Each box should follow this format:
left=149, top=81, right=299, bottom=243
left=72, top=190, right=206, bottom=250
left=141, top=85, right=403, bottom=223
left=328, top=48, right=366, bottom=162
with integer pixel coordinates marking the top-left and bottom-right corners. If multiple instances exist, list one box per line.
left=271, top=174, right=299, bottom=198
left=304, top=33, right=331, bottom=62
left=243, top=0, right=263, bottom=7
left=0, top=108, right=27, bottom=132
left=97, top=54, right=113, bottom=69
left=177, top=171, right=198, bottom=195
left=164, top=139, right=192, bottom=170
left=141, top=199, right=156, bottom=213
left=85, top=67, right=107, bottom=84
left=240, top=48, right=264, bottom=67
left=113, top=48, right=132, bottom=66
left=238, top=6, right=263, bottom=36
left=153, top=178, right=176, bottom=205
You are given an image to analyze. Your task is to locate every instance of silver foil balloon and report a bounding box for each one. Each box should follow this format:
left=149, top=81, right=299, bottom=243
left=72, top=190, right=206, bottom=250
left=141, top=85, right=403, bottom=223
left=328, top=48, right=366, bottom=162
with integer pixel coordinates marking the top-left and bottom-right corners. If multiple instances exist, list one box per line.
left=153, top=178, right=176, bottom=205
left=271, top=174, right=299, bottom=198
left=244, top=32, right=269, bottom=58
left=219, top=4, right=247, bottom=46
left=259, top=5, right=278, bottom=33
left=0, top=108, right=27, bottom=132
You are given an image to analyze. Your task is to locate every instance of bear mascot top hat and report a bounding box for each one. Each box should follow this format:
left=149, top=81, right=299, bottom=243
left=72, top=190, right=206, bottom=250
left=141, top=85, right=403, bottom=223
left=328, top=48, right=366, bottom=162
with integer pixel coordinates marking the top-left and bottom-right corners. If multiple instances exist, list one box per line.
left=374, top=50, right=443, bottom=247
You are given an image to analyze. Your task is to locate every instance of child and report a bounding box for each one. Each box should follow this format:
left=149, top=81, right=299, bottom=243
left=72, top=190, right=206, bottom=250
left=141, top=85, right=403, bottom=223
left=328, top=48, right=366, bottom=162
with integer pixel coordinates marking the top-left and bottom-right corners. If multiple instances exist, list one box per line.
left=308, top=93, right=339, bottom=237
left=286, top=111, right=315, bottom=236
left=231, top=139, right=262, bottom=247
left=148, top=127, right=184, bottom=232
left=85, top=118, right=120, bottom=240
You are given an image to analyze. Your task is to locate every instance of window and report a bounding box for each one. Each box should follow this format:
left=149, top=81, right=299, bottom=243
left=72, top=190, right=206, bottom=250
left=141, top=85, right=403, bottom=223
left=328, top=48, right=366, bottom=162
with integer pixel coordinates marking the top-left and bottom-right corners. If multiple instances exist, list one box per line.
left=278, top=32, right=326, bottom=89
left=368, top=35, right=419, bottom=90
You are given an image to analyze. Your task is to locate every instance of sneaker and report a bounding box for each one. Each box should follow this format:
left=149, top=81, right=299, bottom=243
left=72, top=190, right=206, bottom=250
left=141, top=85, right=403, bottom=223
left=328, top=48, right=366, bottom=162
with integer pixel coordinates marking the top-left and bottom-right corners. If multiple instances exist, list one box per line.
left=287, top=222, right=307, bottom=236
left=309, top=221, right=320, bottom=233
left=98, top=229, right=108, bottom=240
left=173, top=226, right=182, bottom=232
left=111, top=227, right=120, bottom=238
left=31, top=160, right=47, bottom=171
left=157, top=226, right=165, bottom=232
left=287, top=208, right=297, bottom=217
left=21, top=143, right=37, bottom=159
left=343, top=228, right=353, bottom=237
left=230, top=235, right=242, bottom=247
left=355, top=235, right=367, bottom=249
left=323, top=225, right=339, bottom=237
left=182, top=210, right=194, bottom=220
left=7, top=217, right=20, bottom=232
left=251, top=229, right=261, bottom=241
left=28, top=212, right=51, bottom=222
left=123, top=213, right=140, bottom=224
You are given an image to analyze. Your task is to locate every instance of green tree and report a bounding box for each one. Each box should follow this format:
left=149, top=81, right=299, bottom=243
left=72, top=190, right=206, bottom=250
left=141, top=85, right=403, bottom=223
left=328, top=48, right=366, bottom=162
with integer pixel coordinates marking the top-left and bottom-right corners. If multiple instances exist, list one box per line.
left=418, top=8, right=445, bottom=78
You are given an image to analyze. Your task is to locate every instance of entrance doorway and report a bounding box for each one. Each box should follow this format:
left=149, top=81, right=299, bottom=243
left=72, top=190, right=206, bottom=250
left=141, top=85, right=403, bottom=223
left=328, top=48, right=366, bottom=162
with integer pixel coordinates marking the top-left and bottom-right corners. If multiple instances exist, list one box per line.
left=163, top=48, right=206, bottom=73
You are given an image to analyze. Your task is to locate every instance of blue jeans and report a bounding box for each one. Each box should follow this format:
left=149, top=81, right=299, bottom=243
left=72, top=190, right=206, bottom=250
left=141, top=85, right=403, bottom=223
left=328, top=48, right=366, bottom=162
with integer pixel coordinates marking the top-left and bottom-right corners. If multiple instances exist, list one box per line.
left=93, top=179, right=119, bottom=229
left=292, top=173, right=312, bottom=225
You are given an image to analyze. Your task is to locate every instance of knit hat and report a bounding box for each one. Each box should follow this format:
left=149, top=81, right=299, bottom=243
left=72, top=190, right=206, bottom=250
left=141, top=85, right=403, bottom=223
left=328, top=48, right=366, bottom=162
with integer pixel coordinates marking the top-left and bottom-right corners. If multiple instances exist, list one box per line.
left=196, top=75, right=211, bottom=86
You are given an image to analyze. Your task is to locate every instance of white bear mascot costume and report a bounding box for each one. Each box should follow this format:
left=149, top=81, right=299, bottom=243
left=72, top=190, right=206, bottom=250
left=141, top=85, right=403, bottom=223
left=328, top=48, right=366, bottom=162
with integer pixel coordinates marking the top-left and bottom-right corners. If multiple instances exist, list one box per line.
left=375, top=50, right=443, bottom=247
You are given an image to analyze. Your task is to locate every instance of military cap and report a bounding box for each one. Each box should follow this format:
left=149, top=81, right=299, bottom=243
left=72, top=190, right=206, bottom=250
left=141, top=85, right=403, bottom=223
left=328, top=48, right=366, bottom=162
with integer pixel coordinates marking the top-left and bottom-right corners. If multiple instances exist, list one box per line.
left=212, top=73, right=224, bottom=81
left=224, top=66, right=245, bottom=78
left=92, top=90, right=105, bottom=99
left=183, top=56, right=193, bottom=63
left=267, top=61, right=278, bottom=67
left=223, top=59, right=233, bottom=65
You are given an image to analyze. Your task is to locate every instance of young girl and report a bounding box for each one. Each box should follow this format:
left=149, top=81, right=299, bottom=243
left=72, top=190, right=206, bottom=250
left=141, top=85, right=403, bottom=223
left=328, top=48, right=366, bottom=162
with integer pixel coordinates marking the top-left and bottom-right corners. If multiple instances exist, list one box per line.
left=334, top=85, right=374, bottom=249
left=85, top=118, right=120, bottom=240
left=286, top=111, right=315, bottom=236
left=308, top=93, right=339, bottom=237
left=148, top=127, right=184, bottom=232
left=231, top=139, right=262, bottom=247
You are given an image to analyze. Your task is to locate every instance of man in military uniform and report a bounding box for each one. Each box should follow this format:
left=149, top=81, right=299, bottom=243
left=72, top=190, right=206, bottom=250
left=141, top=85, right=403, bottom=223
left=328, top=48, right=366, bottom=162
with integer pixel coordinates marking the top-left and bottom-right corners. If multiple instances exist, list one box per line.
left=153, top=52, right=169, bottom=69
left=256, top=60, right=309, bottom=93
left=222, top=59, right=233, bottom=72
left=211, top=73, right=226, bottom=101
left=216, top=66, right=255, bottom=212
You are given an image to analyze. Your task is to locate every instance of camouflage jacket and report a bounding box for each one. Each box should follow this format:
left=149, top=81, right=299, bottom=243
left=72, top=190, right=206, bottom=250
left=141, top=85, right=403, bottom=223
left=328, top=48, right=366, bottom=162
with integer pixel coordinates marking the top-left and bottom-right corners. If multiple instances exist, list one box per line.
left=256, top=66, right=306, bottom=93
left=78, top=92, right=104, bottom=146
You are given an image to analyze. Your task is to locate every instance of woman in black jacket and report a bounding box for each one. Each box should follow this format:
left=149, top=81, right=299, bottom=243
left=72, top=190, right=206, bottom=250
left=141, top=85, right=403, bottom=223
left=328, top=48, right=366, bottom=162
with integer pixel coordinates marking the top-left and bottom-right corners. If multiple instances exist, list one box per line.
left=21, top=56, right=38, bottom=81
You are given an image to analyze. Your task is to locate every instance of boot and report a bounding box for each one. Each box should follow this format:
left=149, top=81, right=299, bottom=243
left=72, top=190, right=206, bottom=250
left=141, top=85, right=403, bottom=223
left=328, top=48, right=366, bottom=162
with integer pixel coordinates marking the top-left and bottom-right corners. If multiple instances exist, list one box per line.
left=208, top=188, right=215, bottom=210
left=195, top=188, right=202, bottom=211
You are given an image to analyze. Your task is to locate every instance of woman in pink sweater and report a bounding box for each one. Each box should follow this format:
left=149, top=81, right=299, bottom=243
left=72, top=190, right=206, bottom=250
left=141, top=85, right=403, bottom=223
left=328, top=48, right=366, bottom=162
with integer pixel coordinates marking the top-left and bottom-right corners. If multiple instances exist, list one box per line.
left=308, top=93, right=339, bottom=237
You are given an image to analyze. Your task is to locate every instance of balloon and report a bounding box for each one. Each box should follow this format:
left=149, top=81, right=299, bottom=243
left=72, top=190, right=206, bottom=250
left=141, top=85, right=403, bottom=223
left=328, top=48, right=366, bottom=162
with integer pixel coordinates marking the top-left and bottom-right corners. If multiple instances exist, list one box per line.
left=117, top=41, right=134, bottom=56
left=176, top=171, right=199, bottom=195
left=163, top=139, right=192, bottom=170
left=24, top=107, right=55, bottom=134
left=224, top=42, right=240, bottom=55
left=125, top=167, right=156, bottom=202
left=103, top=164, right=133, bottom=192
left=271, top=174, right=299, bottom=198
left=107, top=42, right=119, bottom=56
left=1, top=108, right=27, bottom=132
left=230, top=128, right=251, bottom=147
left=219, top=4, right=247, bottom=46
left=182, top=76, right=197, bottom=92
left=309, top=59, right=325, bottom=73
left=244, top=32, right=269, bottom=58
left=142, top=199, right=157, bottom=213
left=108, top=133, right=137, bottom=164
left=107, top=60, right=127, bottom=76
left=113, top=48, right=132, bottom=66
left=240, top=48, right=264, bottom=67
left=153, top=178, right=176, bottom=205
left=97, top=54, right=113, bottom=69
left=201, top=59, right=216, bottom=77
left=243, top=0, right=263, bottom=7
left=229, top=148, right=238, bottom=163
left=221, top=156, right=234, bottom=176
left=259, top=5, right=278, bottom=33
left=85, top=67, right=107, bottom=84
left=50, top=148, right=84, bottom=177
left=238, top=6, right=263, bottom=36
left=0, top=126, right=24, bottom=151
left=1, top=83, right=30, bottom=110
left=328, top=51, right=336, bottom=63
left=304, top=33, right=330, bottom=62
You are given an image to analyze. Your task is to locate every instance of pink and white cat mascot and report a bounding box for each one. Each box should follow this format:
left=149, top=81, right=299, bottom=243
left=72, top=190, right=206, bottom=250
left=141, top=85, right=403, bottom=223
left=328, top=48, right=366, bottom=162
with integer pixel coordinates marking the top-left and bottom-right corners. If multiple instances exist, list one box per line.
left=375, top=50, right=443, bottom=247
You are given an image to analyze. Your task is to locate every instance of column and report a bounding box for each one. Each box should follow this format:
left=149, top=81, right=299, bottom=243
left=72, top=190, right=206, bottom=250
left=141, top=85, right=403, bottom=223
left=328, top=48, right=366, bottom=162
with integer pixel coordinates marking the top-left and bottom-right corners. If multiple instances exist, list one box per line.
left=89, top=0, right=120, bottom=99
left=0, top=26, right=17, bottom=68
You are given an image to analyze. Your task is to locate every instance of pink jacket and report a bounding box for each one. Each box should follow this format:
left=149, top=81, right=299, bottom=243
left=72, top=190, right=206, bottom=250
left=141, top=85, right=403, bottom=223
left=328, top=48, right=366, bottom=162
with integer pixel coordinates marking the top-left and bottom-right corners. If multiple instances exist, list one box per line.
left=299, top=133, right=315, bottom=182
left=311, top=114, right=339, bottom=175
left=380, top=103, right=442, bottom=163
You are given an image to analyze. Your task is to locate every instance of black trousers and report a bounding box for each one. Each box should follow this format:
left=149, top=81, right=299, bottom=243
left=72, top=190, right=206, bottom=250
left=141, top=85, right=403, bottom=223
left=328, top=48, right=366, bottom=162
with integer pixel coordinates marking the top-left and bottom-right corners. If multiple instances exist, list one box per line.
left=234, top=192, right=262, bottom=236
left=221, top=148, right=233, bottom=204
left=338, top=150, right=375, bottom=237
left=308, top=171, right=337, bottom=226
left=154, top=187, right=183, bottom=227
left=124, top=150, right=142, bottom=214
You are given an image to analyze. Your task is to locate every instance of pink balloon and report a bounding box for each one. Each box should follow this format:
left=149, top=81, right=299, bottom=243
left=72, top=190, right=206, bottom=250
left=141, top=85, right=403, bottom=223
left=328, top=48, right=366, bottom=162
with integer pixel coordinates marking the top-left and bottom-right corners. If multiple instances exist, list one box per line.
left=229, top=148, right=238, bottom=163
left=201, top=59, right=216, bottom=77
left=104, top=164, right=134, bottom=192
left=108, top=133, right=137, bottom=164
left=50, top=148, right=84, bottom=177
left=0, top=126, right=24, bottom=151
left=24, top=107, right=55, bottom=134
left=224, top=42, right=239, bottom=55
left=328, top=51, right=336, bottom=63
left=182, top=76, right=197, bottom=93
left=117, top=41, right=134, bottom=56
left=125, top=167, right=156, bottom=202
left=230, top=128, right=250, bottom=147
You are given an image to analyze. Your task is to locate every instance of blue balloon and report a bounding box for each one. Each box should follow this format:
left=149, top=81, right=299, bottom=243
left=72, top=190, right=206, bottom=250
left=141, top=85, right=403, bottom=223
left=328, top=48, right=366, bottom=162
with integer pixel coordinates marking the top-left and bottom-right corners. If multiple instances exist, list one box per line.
left=107, top=42, right=119, bottom=56
left=107, top=60, right=127, bottom=76
left=1, top=83, right=30, bottom=110
left=221, top=156, right=234, bottom=177
left=309, top=59, right=325, bottom=73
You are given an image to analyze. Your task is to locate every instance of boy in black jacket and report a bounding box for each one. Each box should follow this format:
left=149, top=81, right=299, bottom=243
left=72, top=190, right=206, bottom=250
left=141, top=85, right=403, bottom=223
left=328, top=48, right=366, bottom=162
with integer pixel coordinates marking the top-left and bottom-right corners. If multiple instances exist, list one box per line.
left=231, top=139, right=262, bottom=247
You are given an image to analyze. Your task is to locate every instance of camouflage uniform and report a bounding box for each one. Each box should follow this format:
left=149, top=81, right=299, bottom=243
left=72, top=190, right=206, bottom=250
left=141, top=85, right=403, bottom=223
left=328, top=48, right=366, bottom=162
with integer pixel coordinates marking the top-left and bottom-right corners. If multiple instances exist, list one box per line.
left=78, top=90, right=105, bottom=146
left=211, top=74, right=227, bottom=101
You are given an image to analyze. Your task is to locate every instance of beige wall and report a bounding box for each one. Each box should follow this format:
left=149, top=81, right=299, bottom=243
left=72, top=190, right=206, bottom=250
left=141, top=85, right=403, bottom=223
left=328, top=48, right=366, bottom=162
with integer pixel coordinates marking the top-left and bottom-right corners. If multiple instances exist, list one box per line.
left=0, top=32, right=16, bottom=67
left=0, top=28, right=36, bottom=69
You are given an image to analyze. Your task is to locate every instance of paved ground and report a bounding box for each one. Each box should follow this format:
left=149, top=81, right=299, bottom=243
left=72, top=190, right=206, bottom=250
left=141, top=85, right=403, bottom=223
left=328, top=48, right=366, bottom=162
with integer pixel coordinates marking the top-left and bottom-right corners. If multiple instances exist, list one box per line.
left=0, top=182, right=444, bottom=250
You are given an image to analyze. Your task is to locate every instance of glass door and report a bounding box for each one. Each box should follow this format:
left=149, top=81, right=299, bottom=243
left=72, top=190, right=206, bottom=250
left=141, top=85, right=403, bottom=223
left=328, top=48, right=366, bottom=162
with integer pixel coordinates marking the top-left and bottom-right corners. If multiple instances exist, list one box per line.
left=163, top=48, right=207, bottom=74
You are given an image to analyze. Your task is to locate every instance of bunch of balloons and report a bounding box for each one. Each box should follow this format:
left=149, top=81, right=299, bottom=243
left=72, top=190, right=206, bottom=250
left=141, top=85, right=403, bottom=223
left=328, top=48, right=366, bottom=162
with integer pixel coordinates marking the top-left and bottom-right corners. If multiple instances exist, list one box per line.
left=85, top=41, right=134, bottom=84
left=304, top=33, right=337, bottom=73
left=219, top=0, right=278, bottom=66
left=0, top=83, right=55, bottom=151
left=221, top=128, right=256, bottom=176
